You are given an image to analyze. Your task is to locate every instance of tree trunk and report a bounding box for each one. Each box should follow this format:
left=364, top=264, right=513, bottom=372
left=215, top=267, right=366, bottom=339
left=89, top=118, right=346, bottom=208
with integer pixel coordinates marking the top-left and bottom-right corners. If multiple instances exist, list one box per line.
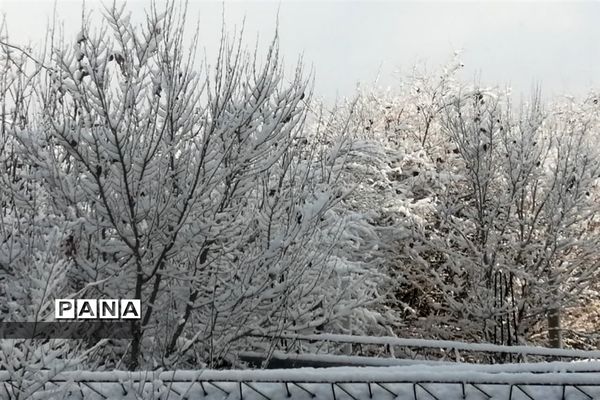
left=547, top=307, right=562, bottom=348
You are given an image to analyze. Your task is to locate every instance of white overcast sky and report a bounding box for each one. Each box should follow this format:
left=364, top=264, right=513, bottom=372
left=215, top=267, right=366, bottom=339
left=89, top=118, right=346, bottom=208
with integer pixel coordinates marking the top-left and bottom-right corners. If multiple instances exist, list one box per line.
left=1, top=1, right=598, bottom=102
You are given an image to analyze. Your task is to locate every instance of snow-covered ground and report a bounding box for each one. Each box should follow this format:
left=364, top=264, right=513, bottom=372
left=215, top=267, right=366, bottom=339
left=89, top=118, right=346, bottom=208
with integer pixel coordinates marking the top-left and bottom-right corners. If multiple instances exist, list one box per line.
left=3, top=361, right=600, bottom=399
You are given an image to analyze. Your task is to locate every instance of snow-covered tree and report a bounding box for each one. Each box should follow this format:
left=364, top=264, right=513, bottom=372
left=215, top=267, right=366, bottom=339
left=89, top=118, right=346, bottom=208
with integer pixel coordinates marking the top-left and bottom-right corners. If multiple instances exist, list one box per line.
left=417, top=87, right=600, bottom=348
left=0, top=2, right=383, bottom=370
left=0, top=26, right=105, bottom=398
left=359, top=67, right=600, bottom=348
left=335, top=59, right=600, bottom=351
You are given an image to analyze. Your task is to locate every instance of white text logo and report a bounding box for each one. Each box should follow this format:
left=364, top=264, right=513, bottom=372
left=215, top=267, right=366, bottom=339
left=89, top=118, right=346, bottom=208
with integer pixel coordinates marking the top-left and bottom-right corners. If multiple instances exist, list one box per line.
left=54, top=299, right=141, bottom=320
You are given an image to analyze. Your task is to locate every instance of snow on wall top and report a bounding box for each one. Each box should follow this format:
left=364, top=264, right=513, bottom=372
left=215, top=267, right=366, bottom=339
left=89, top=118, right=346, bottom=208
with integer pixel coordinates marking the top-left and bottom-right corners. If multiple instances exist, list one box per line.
left=3, top=362, right=600, bottom=399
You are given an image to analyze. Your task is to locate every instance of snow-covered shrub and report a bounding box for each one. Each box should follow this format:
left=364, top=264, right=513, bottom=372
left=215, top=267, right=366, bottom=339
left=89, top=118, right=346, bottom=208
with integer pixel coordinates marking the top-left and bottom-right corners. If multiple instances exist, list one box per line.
left=330, top=57, right=600, bottom=351
left=0, top=36, right=104, bottom=397
left=0, top=2, right=385, bottom=370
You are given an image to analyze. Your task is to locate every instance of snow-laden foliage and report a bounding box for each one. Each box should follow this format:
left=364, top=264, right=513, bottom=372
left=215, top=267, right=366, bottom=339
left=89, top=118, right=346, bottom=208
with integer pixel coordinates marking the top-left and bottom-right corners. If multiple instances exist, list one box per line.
left=422, top=88, right=600, bottom=346
left=340, top=62, right=600, bottom=351
left=2, top=3, right=600, bottom=388
left=0, top=3, right=383, bottom=372
left=0, top=37, right=107, bottom=398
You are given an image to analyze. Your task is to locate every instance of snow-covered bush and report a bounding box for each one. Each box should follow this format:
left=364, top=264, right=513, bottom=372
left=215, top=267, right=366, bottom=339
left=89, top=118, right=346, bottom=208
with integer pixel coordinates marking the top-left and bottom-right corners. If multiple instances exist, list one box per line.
left=342, top=60, right=600, bottom=349
left=0, top=2, right=383, bottom=370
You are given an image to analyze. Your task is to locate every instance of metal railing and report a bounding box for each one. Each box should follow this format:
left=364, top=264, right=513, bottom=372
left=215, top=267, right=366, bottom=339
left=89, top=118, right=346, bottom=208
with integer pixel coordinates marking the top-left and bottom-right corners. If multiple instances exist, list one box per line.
left=246, top=332, right=600, bottom=364
left=3, top=335, right=600, bottom=399
left=2, top=364, right=600, bottom=400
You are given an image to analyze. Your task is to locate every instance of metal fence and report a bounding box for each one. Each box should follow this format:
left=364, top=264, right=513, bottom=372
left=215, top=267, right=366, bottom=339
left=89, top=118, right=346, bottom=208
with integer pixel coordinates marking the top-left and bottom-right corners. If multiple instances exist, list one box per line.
left=3, top=364, right=600, bottom=400
left=245, top=333, right=600, bottom=365
left=3, top=334, right=600, bottom=399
